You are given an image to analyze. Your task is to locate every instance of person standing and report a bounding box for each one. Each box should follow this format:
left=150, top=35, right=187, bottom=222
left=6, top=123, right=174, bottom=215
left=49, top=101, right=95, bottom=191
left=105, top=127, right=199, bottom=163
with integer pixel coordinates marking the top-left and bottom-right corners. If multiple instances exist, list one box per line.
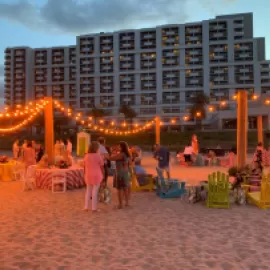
left=23, top=141, right=36, bottom=169
left=67, top=139, right=72, bottom=156
left=84, top=141, right=104, bottom=212
left=110, top=141, right=132, bottom=209
left=21, top=140, right=27, bottom=158
left=153, top=144, right=171, bottom=179
left=59, top=140, right=65, bottom=156
left=12, top=140, right=20, bottom=160
left=192, top=134, right=199, bottom=155
left=98, top=137, right=109, bottom=186
left=54, top=140, right=61, bottom=157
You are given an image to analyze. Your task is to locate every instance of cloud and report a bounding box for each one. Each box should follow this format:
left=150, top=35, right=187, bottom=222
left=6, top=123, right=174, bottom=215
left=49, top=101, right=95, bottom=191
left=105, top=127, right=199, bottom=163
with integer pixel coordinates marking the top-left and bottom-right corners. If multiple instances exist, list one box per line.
left=0, top=0, right=237, bottom=34
left=0, top=64, right=4, bottom=77
left=0, top=64, right=3, bottom=99
left=0, top=81, right=4, bottom=99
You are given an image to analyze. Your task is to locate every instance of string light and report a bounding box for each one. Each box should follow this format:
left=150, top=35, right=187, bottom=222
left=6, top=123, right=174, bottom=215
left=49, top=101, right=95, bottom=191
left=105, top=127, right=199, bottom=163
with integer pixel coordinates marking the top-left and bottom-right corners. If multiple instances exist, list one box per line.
left=1, top=98, right=184, bottom=135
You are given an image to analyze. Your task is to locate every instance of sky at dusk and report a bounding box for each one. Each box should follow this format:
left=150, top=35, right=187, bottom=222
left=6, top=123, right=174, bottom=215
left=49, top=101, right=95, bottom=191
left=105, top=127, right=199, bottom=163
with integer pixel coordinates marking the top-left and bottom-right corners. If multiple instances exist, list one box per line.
left=0, top=0, right=270, bottom=110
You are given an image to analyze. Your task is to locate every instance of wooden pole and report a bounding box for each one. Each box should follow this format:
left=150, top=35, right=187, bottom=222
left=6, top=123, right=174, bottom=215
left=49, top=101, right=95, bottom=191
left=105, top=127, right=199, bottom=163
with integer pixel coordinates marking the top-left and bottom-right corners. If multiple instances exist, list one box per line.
left=155, top=116, right=160, bottom=145
left=237, top=91, right=248, bottom=168
left=44, top=97, right=54, bottom=165
left=257, top=115, right=263, bottom=145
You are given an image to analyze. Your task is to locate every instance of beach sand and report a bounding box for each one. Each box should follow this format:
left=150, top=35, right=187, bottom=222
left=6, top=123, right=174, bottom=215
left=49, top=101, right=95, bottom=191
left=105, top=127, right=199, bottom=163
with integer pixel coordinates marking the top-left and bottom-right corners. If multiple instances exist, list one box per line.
left=1, top=155, right=270, bottom=269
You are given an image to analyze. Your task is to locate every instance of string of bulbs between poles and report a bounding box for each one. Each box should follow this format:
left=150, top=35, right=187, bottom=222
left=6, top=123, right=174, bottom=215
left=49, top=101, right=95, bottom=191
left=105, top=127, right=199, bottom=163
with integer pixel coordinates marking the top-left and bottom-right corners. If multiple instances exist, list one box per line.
left=1, top=93, right=268, bottom=134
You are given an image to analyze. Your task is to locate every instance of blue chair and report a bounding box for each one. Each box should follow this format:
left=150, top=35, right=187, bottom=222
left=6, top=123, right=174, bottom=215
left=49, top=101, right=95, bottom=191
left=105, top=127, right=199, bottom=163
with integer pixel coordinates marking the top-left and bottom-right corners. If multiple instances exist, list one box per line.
left=156, top=168, right=186, bottom=199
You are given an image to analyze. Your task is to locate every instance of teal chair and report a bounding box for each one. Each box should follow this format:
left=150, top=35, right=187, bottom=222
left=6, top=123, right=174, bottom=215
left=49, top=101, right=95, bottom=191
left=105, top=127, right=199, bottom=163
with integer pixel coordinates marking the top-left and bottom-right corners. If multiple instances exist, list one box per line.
left=156, top=168, right=186, bottom=199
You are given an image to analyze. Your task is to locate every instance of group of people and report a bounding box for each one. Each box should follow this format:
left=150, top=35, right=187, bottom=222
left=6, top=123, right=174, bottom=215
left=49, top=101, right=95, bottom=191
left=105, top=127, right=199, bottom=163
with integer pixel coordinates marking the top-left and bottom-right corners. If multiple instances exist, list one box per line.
left=12, top=139, right=44, bottom=167
left=12, top=138, right=74, bottom=170
left=83, top=138, right=133, bottom=212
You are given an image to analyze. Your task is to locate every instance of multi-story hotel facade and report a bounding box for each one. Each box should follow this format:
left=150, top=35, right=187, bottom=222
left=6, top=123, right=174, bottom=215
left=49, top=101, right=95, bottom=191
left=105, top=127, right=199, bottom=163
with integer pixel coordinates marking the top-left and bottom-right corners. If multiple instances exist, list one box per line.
left=4, top=12, right=270, bottom=129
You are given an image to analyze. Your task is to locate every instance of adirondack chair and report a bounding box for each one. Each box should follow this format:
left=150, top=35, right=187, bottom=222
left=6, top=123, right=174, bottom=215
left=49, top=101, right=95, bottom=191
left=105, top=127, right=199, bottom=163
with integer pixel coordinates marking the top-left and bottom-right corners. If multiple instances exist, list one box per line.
left=131, top=170, right=155, bottom=192
left=156, top=168, right=186, bottom=199
left=206, top=171, right=230, bottom=209
left=246, top=174, right=270, bottom=209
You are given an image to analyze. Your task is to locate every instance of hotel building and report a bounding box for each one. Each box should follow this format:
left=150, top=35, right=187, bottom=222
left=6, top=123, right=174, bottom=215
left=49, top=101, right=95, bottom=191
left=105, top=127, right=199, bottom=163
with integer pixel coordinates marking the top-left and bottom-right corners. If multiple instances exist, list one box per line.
left=4, top=12, right=270, bottom=129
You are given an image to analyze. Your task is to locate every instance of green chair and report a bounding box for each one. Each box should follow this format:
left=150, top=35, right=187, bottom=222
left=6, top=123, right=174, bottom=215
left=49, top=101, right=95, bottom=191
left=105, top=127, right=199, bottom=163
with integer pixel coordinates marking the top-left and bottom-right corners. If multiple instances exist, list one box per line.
left=207, top=171, right=230, bottom=209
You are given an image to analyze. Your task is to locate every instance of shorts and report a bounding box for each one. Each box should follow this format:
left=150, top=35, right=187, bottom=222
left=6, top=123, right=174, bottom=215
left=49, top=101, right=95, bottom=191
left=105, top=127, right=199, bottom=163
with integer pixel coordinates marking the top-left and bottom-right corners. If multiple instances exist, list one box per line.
left=158, top=166, right=170, bottom=174
left=184, top=154, right=191, bottom=162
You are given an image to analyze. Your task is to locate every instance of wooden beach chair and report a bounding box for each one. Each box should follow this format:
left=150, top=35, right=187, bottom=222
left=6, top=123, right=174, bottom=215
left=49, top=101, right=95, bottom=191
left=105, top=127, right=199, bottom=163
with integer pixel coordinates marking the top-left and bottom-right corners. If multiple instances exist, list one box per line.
left=246, top=174, right=270, bottom=209
left=131, top=169, right=155, bottom=192
left=206, top=171, right=230, bottom=209
left=156, top=168, right=186, bottom=199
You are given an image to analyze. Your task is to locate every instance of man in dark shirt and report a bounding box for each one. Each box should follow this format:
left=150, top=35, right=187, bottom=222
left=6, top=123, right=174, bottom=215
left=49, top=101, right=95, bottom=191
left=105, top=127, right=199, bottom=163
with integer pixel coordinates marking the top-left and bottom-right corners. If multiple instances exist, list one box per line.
left=153, top=144, right=171, bottom=179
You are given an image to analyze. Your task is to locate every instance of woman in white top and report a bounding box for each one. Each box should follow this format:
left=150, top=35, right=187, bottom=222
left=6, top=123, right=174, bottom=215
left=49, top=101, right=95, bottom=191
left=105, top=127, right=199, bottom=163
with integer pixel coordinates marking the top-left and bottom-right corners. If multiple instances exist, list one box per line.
left=13, top=140, right=20, bottom=160
left=183, top=144, right=194, bottom=163
left=67, top=139, right=72, bottom=155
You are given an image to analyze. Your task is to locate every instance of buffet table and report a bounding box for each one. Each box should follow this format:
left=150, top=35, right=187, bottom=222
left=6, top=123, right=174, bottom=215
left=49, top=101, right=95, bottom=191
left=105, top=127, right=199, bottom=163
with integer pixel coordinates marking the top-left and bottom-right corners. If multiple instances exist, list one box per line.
left=36, top=166, right=85, bottom=190
left=0, top=161, right=17, bottom=182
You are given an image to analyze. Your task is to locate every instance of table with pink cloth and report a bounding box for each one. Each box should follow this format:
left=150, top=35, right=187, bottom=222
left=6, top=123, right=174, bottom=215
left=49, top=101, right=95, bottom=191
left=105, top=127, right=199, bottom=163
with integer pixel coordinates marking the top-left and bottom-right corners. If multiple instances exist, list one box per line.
left=36, top=166, right=85, bottom=190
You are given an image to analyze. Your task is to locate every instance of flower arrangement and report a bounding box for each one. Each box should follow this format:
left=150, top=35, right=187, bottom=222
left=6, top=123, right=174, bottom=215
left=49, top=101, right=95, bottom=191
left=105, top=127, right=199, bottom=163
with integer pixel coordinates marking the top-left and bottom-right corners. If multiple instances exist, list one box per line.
left=0, top=156, right=9, bottom=163
left=56, top=159, right=69, bottom=169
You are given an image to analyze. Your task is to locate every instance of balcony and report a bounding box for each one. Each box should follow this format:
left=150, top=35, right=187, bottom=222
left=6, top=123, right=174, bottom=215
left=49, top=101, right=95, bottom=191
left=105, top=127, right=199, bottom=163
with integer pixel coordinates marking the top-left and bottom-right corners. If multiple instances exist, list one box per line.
left=121, top=63, right=132, bottom=68
left=167, top=81, right=176, bottom=85
left=187, top=28, right=201, bottom=34
left=239, top=75, right=252, bottom=80
left=15, top=51, right=24, bottom=56
left=143, top=34, right=154, bottom=39
left=239, top=53, right=251, bottom=58
left=212, top=55, right=225, bottom=60
left=122, top=83, right=132, bottom=88
left=213, top=47, right=225, bottom=53
left=212, top=33, right=225, bottom=38
left=81, top=47, right=91, bottom=52
left=165, top=30, right=177, bottom=36
left=234, top=23, right=244, bottom=28
left=103, top=79, right=112, bottom=83
left=235, top=31, right=244, bottom=36
left=81, top=40, right=93, bottom=45
left=164, top=59, right=177, bottom=65
left=102, top=59, right=112, bottom=64
left=102, top=39, right=112, bottom=44
left=121, top=43, right=132, bottom=48
left=189, top=79, right=199, bottom=84
left=121, top=77, right=132, bottom=82
left=15, top=64, right=24, bottom=68
left=103, top=86, right=112, bottom=90
left=122, top=36, right=133, bottom=41
left=102, top=66, right=113, bottom=71
left=165, top=38, right=176, bottom=43
left=143, top=41, right=154, bottom=46
left=213, top=69, right=226, bottom=75
left=53, top=52, right=63, bottom=56
left=143, top=62, right=154, bottom=67
left=143, top=82, right=154, bottom=87
left=101, top=46, right=112, bottom=51
left=165, top=73, right=177, bottom=78
left=212, top=25, right=225, bottom=31
left=189, top=57, right=200, bottom=62
left=143, top=75, right=154, bottom=80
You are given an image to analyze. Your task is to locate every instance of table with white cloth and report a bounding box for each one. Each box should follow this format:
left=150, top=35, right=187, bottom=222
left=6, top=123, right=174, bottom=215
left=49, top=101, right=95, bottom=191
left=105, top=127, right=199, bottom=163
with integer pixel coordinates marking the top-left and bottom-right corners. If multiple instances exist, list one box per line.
left=35, top=166, right=85, bottom=190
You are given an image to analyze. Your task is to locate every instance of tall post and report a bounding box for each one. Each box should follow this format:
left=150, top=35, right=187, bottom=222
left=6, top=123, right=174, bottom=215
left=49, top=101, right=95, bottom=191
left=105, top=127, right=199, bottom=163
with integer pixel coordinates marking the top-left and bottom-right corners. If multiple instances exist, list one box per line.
left=44, top=97, right=54, bottom=165
left=237, top=91, right=248, bottom=168
left=257, top=115, right=263, bottom=145
left=155, top=116, right=160, bottom=145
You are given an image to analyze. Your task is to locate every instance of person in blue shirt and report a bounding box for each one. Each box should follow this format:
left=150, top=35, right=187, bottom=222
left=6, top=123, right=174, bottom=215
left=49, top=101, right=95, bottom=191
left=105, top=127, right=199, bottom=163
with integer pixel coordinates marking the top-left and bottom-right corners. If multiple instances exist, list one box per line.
left=153, top=144, right=171, bottom=179
left=134, top=161, right=151, bottom=186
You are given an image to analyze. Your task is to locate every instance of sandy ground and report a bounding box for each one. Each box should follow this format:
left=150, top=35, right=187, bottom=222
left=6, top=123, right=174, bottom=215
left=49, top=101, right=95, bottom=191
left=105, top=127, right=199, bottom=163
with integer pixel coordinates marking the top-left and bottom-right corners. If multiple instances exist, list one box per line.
left=1, top=154, right=270, bottom=270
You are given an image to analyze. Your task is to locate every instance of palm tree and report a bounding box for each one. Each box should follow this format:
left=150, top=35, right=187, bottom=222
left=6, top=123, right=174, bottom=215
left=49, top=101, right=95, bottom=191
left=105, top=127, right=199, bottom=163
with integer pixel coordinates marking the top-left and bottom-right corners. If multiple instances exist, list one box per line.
left=119, top=105, right=137, bottom=124
left=89, top=107, right=108, bottom=124
left=189, top=93, right=210, bottom=129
